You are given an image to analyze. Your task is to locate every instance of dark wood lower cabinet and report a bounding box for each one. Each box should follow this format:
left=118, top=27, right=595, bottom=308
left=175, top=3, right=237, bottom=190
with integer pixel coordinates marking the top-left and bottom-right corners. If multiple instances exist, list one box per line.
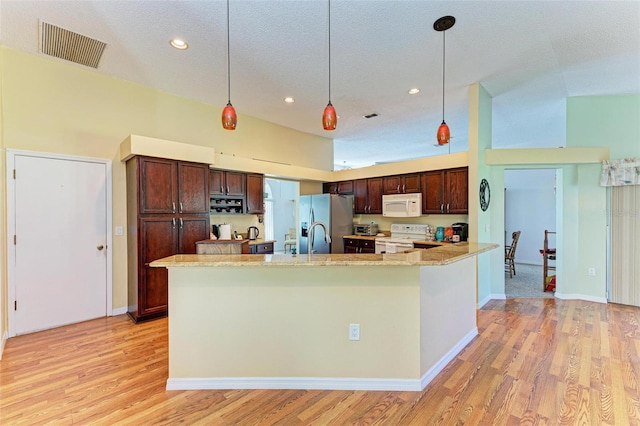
left=344, top=238, right=375, bottom=253
left=249, top=241, right=274, bottom=254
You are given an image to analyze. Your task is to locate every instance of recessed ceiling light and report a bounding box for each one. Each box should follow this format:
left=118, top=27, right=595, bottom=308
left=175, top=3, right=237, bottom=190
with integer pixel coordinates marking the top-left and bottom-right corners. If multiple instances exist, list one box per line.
left=284, top=97, right=295, bottom=103
left=408, top=88, right=420, bottom=95
left=170, top=39, right=188, bottom=50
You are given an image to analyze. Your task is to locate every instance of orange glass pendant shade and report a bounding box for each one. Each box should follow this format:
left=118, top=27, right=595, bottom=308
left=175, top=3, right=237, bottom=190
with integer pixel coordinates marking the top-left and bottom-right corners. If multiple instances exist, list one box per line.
left=437, top=121, right=450, bottom=145
left=222, top=102, right=237, bottom=130
left=322, top=102, right=337, bottom=131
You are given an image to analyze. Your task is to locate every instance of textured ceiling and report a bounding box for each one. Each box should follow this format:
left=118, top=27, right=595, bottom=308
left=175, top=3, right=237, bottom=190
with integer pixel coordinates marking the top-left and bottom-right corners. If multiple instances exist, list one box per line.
left=1, top=0, right=639, bottom=169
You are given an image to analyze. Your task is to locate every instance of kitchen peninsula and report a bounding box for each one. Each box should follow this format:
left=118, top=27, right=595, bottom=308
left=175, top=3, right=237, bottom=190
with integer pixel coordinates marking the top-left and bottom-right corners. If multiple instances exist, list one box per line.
left=151, top=242, right=497, bottom=391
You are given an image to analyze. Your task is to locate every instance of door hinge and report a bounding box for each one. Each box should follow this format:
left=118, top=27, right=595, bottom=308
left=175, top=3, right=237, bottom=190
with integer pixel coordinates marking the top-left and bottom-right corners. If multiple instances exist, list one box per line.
left=13, top=235, right=16, bottom=245
left=13, top=169, right=16, bottom=179
left=14, top=300, right=17, bottom=311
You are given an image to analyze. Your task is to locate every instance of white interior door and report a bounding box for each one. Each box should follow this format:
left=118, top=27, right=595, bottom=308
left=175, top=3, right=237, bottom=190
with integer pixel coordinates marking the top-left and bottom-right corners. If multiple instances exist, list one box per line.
left=12, top=153, right=108, bottom=335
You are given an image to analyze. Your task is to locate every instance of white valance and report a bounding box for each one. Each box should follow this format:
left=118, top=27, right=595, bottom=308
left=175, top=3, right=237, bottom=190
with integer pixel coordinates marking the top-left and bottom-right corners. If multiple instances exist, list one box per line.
left=600, top=157, right=640, bottom=187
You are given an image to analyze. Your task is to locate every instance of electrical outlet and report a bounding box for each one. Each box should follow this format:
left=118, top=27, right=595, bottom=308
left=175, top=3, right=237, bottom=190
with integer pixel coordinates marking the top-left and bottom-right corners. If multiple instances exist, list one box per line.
left=588, top=268, right=596, bottom=276
left=349, top=324, right=360, bottom=341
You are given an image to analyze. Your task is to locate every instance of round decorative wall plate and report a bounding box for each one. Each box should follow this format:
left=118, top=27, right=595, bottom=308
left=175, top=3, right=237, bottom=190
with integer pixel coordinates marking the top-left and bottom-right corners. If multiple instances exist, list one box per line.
left=479, top=178, right=490, bottom=211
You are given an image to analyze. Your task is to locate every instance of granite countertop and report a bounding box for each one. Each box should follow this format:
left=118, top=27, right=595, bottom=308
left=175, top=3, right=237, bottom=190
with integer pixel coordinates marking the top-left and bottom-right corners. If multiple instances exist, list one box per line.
left=151, top=242, right=499, bottom=268
left=197, top=239, right=276, bottom=245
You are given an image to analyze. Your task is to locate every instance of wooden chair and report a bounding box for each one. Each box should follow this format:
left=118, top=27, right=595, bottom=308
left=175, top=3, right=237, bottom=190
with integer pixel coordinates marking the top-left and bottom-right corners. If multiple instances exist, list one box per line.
left=284, top=228, right=297, bottom=253
left=540, top=230, right=556, bottom=291
left=504, top=231, right=521, bottom=278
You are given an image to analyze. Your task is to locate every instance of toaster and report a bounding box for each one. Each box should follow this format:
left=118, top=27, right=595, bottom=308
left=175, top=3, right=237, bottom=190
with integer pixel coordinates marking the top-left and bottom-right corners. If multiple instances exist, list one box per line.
left=354, top=223, right=378, bottom=236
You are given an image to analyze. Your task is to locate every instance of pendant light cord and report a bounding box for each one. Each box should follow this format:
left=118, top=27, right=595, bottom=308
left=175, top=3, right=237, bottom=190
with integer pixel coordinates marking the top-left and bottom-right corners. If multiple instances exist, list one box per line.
left=442, top=30, right=445, bottom=123
left=226, top=0, right=231, bottom=104
left=328, top=0, right=332, bottom=104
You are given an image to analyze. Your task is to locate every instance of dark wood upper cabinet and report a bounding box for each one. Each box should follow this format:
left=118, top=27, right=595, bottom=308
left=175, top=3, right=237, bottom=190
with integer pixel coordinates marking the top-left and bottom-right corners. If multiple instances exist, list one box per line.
left=354, top=179, right=368, bottom=213
left=323, top=182, right=337, bottom=194
left=209, top=169, right=224, bottom=196
left=139, top=157, right=177, bottom=214
left=323, top=180, right=354, bottom=194
left=421, top=170, right=445, bottom=214
left=246, top=173, right=264, bottom=214
left=210, top=169, right=245, bottom=197
left=382, top=173, right=421, bottom=194
left=367, top=178, right=383, bottom=214
left=353, top=177, right=383, bottom=214
left=445, top=167, right=469, bottom=214
left=225, top=171, right=246, bottom=196
left=421, top=167, right=468, bottom=214
left=178, top=162, right=210, bottom=214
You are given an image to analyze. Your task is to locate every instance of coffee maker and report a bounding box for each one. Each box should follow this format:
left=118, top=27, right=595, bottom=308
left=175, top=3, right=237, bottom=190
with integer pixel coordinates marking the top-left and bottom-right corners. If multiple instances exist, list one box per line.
left=451, top=223, right=468, bottom=242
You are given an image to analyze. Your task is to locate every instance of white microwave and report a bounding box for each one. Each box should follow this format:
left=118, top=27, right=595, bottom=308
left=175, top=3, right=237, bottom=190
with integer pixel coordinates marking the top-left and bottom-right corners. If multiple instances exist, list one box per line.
left=382, top=193, right=422, bottom=217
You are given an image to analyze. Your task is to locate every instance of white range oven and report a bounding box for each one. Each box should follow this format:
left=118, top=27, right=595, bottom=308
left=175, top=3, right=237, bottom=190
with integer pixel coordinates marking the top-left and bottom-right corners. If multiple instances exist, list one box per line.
left=375, top=223, right=431, bottom=254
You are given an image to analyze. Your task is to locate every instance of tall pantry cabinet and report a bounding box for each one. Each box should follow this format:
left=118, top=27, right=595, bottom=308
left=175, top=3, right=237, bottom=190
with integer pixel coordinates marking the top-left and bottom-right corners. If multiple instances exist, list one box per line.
left=126, top=156, right=210, bottom=323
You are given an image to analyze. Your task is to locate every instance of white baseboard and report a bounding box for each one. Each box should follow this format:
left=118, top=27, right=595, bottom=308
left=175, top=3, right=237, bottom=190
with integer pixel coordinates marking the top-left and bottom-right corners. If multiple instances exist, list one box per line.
left=554, top=293, right=607, bottom=304
left=166, top=328, right=479, bottom=392
left=167, top=376, right=424, bottom=392
left=419, top=328, right=478, bottom=390
left=0, top=330, right=7, bottom=360
left=478, top=294, right=505, bottom=308
left=111, top=307, right=128, bottom=316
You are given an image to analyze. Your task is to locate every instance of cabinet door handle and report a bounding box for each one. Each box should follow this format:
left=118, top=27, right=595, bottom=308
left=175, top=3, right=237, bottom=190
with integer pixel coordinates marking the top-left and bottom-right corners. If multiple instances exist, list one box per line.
left=402, top=184, right=406, bottom=193
left=172, top=218, right=176, bottom=228
left=396, top=184, right=400, bottom=193
left=180, top=218, right=184, bottom=228
left=172, top=202, right=176, bottom=213
left=440, top=204, right=444, bottom=213
left=179, top=202, right=183, bottom=213
left=227, top=186, right=230, bottom=194
left=447, top=203, right=450, bottom=213
left=220, top=185, right=224, bottom=193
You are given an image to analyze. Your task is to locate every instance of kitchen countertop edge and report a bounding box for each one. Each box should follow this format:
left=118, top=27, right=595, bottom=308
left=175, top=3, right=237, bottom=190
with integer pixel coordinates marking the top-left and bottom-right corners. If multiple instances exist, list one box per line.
left=151, top=242, right=499, bottom=268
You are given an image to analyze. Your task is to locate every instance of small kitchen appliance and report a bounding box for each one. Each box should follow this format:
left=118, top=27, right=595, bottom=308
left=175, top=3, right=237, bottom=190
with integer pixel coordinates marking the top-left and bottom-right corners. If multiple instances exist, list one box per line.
left=218, top=223, right=232, bottom=240
left=247, top=226, right=260, bottom=240
left=452, top=222, right=468, bottom=242
left=354, top=223, right=378, bottom=236
left=375, top=223, right=431, bottom=254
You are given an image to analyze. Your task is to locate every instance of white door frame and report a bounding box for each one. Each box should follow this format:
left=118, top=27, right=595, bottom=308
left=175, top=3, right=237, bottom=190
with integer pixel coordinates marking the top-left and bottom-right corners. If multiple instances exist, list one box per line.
left=6, top=149, right=113, bottom=338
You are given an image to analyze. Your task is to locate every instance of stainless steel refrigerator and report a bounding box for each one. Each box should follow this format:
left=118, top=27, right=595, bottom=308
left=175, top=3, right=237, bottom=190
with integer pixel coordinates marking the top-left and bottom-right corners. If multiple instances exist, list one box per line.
left=299, top=194, right=354, bottom=254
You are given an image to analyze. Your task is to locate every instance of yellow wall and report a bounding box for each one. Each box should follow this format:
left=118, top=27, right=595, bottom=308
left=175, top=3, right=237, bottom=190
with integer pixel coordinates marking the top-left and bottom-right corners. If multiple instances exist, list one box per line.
left=0, top=47, right=6, bottom=347
left=0, top=47, right=334, bottom=317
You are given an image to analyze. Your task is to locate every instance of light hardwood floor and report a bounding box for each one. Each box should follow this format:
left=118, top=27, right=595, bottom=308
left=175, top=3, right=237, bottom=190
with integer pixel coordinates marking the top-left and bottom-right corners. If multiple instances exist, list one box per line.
left=1, top=298, right=639, bottom=425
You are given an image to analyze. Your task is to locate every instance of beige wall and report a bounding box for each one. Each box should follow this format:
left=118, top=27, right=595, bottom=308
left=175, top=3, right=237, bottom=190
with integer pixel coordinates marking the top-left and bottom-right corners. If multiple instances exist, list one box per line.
left=0, top=47, right=334, bottom=317
left=0, top=47, right=6, bottom=347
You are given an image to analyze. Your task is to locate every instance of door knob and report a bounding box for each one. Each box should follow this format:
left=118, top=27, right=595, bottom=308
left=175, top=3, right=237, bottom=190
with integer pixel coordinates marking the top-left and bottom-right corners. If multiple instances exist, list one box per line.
left=97, top=245, right=105, bottom=251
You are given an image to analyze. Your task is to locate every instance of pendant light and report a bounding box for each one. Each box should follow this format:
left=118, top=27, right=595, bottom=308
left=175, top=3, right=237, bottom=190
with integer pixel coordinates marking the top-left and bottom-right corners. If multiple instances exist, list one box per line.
left=434, top=16, right=455, bottom=145
left=221, top=0, right=237, bottom=130
left=322, top=0, right=337, bottom=131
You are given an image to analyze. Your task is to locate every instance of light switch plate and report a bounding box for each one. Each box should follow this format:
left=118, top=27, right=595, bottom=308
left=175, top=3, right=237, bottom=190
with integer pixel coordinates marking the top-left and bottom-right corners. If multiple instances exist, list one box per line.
left=115, top=226, right=124, bottom=236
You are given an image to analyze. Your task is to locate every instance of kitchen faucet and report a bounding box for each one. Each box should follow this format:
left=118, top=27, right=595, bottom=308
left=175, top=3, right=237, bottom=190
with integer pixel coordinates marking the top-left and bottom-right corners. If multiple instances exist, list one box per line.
left=308, top=221, right=331, bottom=255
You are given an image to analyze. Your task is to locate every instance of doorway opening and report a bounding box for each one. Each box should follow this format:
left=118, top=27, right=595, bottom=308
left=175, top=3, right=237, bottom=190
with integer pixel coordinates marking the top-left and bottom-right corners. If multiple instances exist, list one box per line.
left=504, top=168, right=557, bottom=298
left=264, top=178, right=299, bottom=254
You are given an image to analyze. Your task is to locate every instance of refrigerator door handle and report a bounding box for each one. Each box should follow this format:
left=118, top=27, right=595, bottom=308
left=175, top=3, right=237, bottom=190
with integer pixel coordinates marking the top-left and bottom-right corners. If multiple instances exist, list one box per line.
left=310, top=208, right=315, bottom=251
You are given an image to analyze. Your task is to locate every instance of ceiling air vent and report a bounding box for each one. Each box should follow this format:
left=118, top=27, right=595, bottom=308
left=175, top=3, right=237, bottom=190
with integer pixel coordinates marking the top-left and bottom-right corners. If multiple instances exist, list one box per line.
left=363, top=113, right=378, bottom=119
left=40, top=21, right=107, bottom=68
